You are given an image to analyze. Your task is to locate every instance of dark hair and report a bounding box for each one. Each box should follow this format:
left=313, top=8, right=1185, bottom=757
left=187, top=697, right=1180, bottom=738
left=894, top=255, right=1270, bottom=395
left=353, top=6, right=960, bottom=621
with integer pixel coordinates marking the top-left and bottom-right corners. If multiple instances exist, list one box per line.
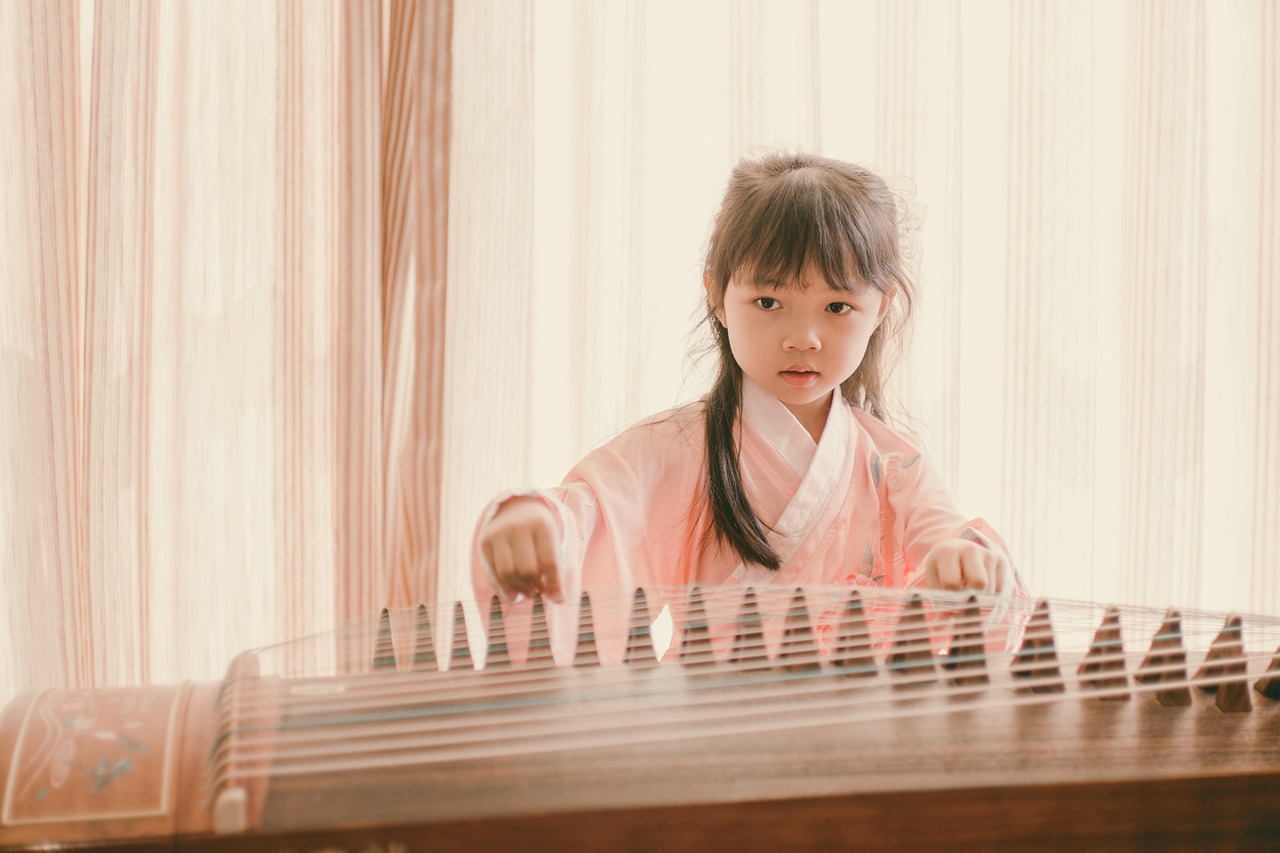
left=701, top=151, right=917, bottom=570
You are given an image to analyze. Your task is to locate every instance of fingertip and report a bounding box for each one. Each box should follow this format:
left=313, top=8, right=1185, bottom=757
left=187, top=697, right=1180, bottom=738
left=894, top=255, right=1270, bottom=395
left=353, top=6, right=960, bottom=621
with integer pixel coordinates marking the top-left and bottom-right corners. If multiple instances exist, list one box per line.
left=541, top=560, right=565, bottom=602
left=541, top=575, right=563, bottom=603
left=546, top=574, right=564, bottom=599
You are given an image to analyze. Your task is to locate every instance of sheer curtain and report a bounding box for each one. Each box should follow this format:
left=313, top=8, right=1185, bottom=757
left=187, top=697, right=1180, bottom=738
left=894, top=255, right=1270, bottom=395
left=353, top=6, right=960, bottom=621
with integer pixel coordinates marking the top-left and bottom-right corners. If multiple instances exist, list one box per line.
left=2, top=0, right=1277, bottom=703
left=443, top=0, right=1280, bottom=623
left=0, top=0, right=448, bottom=698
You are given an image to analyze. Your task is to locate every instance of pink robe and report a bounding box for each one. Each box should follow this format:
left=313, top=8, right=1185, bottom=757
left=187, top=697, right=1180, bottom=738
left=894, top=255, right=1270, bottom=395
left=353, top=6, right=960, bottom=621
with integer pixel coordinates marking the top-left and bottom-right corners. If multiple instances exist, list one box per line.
left=472, top=379, right=1025, bottom=665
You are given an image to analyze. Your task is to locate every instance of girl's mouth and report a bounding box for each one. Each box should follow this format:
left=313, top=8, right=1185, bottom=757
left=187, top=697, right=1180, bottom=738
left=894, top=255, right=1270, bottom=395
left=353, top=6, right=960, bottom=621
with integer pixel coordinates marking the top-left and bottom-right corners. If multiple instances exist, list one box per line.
left=780, top=370, right=818, bottom=388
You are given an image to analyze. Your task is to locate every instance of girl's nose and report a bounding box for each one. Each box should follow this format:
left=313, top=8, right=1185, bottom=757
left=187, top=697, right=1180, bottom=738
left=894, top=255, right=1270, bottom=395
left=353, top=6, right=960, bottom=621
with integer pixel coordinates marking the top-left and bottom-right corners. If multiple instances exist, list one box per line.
left=783, top=317, right=821, bottom=351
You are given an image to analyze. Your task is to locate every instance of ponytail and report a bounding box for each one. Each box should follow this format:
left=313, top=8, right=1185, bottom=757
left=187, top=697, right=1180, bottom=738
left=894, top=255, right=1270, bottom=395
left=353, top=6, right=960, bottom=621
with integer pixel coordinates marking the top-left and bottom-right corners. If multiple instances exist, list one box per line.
left=703, top=328, right=781, bottom=570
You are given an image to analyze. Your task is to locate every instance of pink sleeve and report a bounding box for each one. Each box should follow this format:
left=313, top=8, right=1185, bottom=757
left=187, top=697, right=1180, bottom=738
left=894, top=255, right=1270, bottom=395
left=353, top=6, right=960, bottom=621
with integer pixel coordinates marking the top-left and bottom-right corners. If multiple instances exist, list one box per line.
left=873, top=437, right=1026, bottom=600
left=878, top=443, right=1030, bottom=652
left=895, top=450, right=994, bottom=574
left=469, top=445, right=651, bottom=663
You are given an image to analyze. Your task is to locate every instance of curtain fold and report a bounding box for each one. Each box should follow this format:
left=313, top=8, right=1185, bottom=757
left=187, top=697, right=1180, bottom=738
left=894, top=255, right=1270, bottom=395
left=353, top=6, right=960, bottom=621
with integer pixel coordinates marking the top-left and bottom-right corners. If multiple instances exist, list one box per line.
left=2, top=0, right=86, bottom=692
left=437, top=0, right=533, bottom=625
left=1, top=0, right=455, bottom=698
left=335, top=0, right=384, bottom=630
left=1254, top=2, right=1280, bottom=609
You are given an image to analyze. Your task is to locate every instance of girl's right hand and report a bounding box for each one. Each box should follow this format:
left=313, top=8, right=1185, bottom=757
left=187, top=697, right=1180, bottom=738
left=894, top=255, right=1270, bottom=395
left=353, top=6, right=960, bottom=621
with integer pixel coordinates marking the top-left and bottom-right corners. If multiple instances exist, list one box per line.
left=478, top=497, right=565, bottom=603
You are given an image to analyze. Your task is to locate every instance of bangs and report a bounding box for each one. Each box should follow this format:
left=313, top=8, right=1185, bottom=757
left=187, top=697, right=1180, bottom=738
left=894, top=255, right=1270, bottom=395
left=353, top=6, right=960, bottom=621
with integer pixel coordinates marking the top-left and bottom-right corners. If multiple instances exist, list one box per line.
left=712, top=164, right=900, bottom=296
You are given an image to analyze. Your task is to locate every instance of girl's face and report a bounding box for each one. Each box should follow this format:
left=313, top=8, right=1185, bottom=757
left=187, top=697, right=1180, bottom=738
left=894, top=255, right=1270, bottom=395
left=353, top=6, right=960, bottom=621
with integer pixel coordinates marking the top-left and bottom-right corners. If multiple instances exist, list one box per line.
left=709, top=262, right=889, bottom=436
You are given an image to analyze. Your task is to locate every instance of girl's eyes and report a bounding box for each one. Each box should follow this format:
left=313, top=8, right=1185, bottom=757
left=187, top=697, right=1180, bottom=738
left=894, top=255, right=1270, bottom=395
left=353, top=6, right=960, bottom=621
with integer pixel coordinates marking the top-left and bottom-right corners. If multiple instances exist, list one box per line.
left=750, top=297, right=856, bottom=314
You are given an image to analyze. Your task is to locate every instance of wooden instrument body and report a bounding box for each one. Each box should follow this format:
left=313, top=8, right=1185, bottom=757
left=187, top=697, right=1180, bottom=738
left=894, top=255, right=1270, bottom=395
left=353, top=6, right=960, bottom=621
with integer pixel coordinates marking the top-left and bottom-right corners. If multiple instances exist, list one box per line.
left=251, top=656, right=1280, bottom=851
left=0, top=680, right=220, bottom=850
left=2, top=589, right=1279, bottom=851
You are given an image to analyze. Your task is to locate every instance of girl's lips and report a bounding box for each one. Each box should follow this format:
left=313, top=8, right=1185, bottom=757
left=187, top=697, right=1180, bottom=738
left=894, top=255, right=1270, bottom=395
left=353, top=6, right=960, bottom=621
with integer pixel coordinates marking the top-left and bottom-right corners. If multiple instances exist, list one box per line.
left=781, top=370, right=818, bottom=387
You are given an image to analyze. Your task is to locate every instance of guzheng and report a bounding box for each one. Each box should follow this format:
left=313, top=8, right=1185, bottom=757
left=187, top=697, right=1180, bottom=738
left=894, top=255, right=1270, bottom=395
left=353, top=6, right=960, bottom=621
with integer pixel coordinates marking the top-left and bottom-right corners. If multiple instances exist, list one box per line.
left=2, top=585, right=1279, bottom=851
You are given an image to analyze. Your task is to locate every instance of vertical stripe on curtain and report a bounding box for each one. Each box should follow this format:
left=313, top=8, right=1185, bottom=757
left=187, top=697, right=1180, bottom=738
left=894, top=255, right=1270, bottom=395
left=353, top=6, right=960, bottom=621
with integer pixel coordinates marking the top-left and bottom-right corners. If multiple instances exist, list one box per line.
left=150, top=0, right=282, bottom=681
left=86, top=0, right=159, bottom=687
left=419, top=0, right=453, bottom=613
left=1120, top=0, right=1207, bottom=610
left=277, top=0, right=337, bottom=664
left=870, top=0, right=966, bottom=491
left=380, top=0, right=419, bottom=615
left=1202, top=0, right=1280, bottom=616
left=336, top=0, right=385, bottom=632
left=1, top=0, right=87, bottom=692
left=439, top=0, right=532, bottom=654
left=1001, top=2, right=1103, bottom=605
left=1255, top=4, right=1280, bottom=610
left=569, top=0, right=645, bottom=463
left=381, top=0, right=454, bottom=617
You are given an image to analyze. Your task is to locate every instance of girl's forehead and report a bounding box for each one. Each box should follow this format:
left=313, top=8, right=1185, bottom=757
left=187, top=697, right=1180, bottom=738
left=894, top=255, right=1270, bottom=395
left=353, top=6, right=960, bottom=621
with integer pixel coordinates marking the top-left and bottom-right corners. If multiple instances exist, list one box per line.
left=733, top=269, right=866, bottom=293
left=733, top=256, right=867, bottom=291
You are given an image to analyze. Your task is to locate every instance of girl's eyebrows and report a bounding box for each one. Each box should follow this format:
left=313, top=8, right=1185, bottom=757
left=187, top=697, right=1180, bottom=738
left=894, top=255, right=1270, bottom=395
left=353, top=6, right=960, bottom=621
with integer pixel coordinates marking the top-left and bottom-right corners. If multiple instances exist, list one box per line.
left=741, top=274, right=864, bottom=294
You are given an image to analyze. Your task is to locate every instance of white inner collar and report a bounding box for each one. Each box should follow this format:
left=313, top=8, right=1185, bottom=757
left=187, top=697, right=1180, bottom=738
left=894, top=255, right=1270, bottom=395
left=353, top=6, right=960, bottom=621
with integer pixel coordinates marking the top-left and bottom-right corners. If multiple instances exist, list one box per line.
left=741, top=377, right=837, bottom=477
left=732, top=376, right=852, bottom=579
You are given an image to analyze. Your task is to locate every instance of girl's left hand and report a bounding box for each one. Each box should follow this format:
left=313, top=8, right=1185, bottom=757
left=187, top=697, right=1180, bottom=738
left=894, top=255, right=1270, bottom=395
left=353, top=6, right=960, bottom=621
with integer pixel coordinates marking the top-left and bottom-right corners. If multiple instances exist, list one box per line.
left=922, top=538, right=1012, bottom=594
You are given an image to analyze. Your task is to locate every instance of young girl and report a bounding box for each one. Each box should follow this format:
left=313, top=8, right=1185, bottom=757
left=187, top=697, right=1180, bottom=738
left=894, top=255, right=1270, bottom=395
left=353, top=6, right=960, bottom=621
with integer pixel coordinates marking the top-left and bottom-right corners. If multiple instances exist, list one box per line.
left=473, top=151, right=1023, bottom=661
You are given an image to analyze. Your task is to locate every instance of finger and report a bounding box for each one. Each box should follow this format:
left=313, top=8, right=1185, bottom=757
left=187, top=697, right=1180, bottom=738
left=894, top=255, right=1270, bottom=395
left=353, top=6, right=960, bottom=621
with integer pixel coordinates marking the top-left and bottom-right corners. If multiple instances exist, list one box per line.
left=531, top=525, right=564, bottom=603
left=508, top=535, right=543, bottom=597
left=980, top=551, right=998, bottom=593
left=989, top=553, right=1012, bottom=595
left=488, top=538, right=528, bottom=600
left=487, top=535, right=512, bottom=576
left=960, top=553, right=988, bottom=591
left=933, top=550, right=963, bottom=590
